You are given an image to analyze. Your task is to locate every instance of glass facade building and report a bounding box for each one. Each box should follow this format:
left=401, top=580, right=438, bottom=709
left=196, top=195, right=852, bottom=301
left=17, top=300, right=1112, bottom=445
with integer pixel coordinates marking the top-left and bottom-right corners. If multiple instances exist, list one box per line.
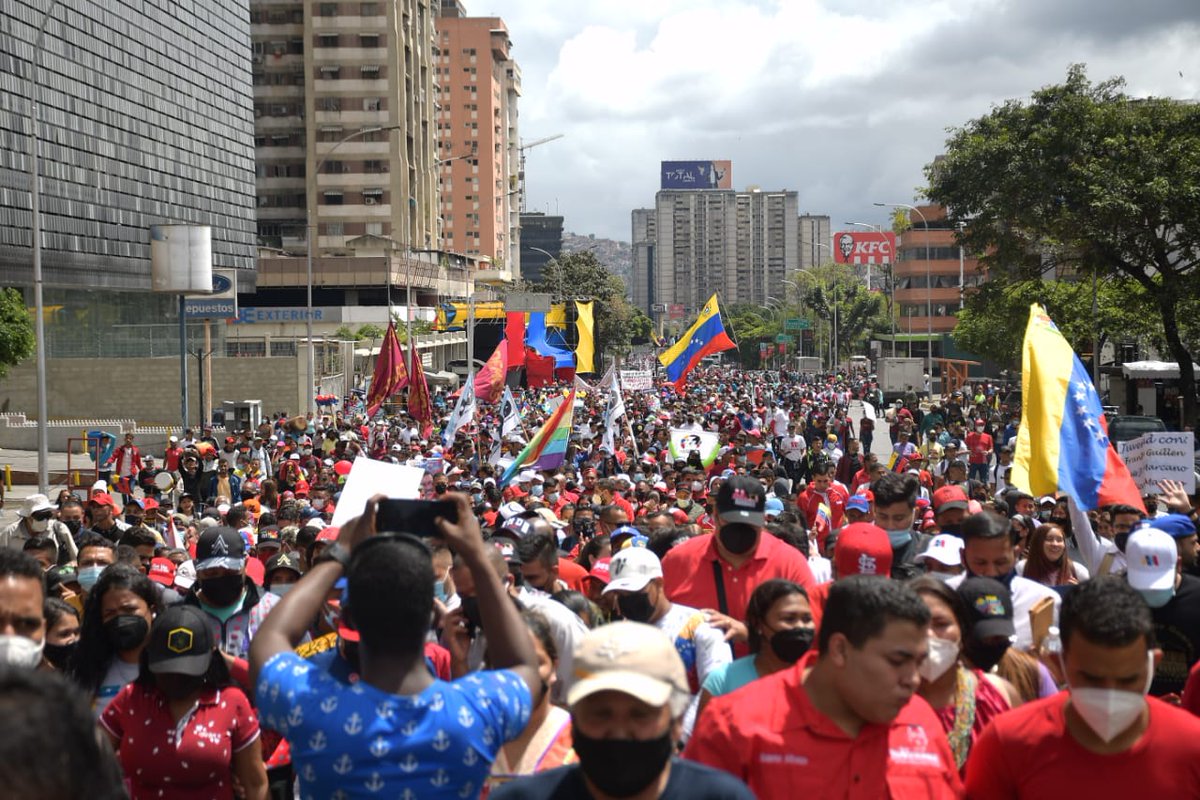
left=0, top=0, right=257, bottom=293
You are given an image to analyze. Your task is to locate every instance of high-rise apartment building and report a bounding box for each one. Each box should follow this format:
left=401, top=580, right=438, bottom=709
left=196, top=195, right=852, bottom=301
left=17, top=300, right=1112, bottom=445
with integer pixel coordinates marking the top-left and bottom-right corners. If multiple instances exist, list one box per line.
left=1, top=0, right=256, bottom=291
left=633, top=166, right=798, bottom=321
left=630, top=208, right=656, bottom=314
left=251, top=0, right=445, bottom=302
left=434, top=7, right=521, bottom=277
left=798, top=214, right=832, bottom=270
left=519, top=212, right=562, bottom=284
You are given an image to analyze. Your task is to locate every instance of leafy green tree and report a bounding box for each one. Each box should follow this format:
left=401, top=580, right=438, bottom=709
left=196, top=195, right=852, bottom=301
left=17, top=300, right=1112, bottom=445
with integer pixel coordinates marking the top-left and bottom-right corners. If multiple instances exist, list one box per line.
left=355, top=323, right=385, bottom=341
left=953, top=277, right=1158, bottom=369
left=0, top=288, right=35, bottom=378
left=795, top=264, right=890, bottom=362
left=928, top=65, right=1200, bottom=424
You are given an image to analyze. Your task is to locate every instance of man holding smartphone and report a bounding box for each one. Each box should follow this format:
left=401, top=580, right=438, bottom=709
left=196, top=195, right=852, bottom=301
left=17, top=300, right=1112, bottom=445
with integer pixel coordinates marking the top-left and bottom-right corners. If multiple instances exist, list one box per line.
left=250, top=493, right=543, bottom=799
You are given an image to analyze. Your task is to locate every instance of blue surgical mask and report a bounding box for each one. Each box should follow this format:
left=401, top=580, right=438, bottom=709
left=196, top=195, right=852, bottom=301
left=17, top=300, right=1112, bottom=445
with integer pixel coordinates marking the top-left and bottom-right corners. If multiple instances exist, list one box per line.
left=530, top=485, right=544, bottom=498
left=886, top=528, right=912, bottom=548
left=1140, top=587, right=1175, bottom=609
left=269, top=583, right=294, bottom=598
left=77, top=565, right=105, bottom=592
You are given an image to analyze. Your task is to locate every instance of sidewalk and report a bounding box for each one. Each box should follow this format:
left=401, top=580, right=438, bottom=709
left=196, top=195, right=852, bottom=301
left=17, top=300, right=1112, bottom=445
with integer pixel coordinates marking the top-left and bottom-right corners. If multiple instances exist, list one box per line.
left=1, top=448, right=90, bottom=529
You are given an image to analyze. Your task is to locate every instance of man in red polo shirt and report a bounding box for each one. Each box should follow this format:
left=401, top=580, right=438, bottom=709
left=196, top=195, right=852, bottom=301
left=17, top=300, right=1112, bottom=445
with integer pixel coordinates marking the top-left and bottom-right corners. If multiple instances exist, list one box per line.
left=661, top=476, right=814, bottom=653
left=965, top=576, right=1200, bottom=797
left=685, top=576, right=962, bottom=798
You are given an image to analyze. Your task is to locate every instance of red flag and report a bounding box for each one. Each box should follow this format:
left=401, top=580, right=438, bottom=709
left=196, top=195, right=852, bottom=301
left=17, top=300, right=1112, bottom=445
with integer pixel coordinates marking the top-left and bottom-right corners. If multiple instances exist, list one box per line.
left=473, top=339, right=510, bottom=403
left=505, top=312, right=526, bottom=367
left=407, top=341, right=434, bottom=438
left=366, top=322, right=408, bottom=416
left=525, top=349, right=556, bottom=388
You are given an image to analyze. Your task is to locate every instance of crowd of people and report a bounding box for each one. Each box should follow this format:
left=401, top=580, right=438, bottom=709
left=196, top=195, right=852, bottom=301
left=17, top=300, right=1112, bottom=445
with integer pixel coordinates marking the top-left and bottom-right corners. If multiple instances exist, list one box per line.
left=2, top=363, right=1200, bottom=798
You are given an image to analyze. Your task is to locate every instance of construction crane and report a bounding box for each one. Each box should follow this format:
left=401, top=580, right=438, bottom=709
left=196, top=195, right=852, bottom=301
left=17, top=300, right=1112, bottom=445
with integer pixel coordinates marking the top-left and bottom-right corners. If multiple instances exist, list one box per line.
left=517, top=134, right=564, bottom=213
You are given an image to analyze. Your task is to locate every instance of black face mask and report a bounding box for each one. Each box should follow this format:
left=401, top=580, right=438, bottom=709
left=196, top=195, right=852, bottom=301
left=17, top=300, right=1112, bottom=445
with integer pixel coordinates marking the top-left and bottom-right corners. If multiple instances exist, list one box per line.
left=718, top=523, right=759, bottom=555
left=104, top=614, right=149, bottom=653
left=572, top=725, right=674, bottom=798
left=43, top=639, right=78, bottom=668
left=156, top=672, right=206, bottom=701
left=616, top=592, right=655, bottom=623
left=769, top=626, right=814, bottom=664
left=963, top=637, right=1010, bottom=672
left=63, top=519, right=81, bottom=536
left=198, top=574, right=245, bottom=607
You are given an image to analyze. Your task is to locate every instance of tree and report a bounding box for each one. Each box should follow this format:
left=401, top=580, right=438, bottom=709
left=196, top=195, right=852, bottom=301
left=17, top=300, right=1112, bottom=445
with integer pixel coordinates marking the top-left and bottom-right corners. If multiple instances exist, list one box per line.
left=0, top=288, right=35, bottom=379
left=927, top=65, right=1200, bottom=424
left=953, top=277, right=1158, bottom=369
left=519, top=250, right=641, bottom=360
left=795, top=264, right=890, bottom=363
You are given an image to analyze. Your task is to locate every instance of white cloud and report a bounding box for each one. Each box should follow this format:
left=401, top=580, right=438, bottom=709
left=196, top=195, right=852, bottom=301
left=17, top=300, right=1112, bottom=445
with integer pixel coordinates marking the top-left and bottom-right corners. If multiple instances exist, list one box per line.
left=480, top=0, right=1200, bottom=239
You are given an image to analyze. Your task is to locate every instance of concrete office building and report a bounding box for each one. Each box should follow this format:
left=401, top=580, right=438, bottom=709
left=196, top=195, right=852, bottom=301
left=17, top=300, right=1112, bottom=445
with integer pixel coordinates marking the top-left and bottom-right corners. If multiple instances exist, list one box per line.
left=250, top=0, right=455, bottom=307
left=434, top=7, right=521, bottom=279
left=518, top=212, right=562, bottom=284
left=633, top=165, right=798, bottom=322
left=0, top=0, right=256, bottom=360
left=894, top=202, right=984, bottom=344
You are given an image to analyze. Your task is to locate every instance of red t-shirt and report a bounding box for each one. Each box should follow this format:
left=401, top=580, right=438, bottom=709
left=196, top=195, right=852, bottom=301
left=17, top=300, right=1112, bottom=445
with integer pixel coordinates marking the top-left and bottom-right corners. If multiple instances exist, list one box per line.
left=686, top=652, right=962, bottom=798
left=557, top=557, right=589, bottom=593
left=662, top=531, right=814, bottom=657
left=797, top=485, right=849, bottom=540
left=101, top=684, right=260, bottom=800
left=965, top=692, right=1200, bottom=798
left=965, top=432, right=993, bottom=465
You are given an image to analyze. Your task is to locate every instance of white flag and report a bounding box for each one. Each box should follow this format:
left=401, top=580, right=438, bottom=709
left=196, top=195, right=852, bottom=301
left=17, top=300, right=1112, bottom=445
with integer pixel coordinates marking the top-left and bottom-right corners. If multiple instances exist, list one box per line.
left=442, top=373, right=476, bottom=447
left=499, top=387, right=520, bottom=438
left=601, top=374, right=626, bottom=454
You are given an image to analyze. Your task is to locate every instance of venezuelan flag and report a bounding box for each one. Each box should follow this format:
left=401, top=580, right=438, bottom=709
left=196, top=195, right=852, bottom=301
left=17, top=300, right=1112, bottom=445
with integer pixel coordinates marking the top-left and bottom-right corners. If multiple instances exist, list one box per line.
left=501, top=390, right=576, bottom=484
left=658, top=294, right=736, bottom=387
left=1011, top=304, right=1144, bottom=511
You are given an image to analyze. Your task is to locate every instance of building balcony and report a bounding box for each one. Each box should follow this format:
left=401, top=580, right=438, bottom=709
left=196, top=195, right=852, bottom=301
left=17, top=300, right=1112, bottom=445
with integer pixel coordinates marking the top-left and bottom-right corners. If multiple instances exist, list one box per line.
left=311, top=47, right=388, bottom=62
left=312, top=15, right=387, bottom=31
left=255, top=252, right=473, bottom=296
left=314, top=77, right=389, bottom=93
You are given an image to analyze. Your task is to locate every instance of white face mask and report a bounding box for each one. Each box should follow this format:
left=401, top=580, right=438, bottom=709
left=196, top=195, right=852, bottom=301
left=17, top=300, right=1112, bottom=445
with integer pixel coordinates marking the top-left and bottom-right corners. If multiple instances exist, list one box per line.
left=0, top=635, right=44, bottom=669
left=919, top=635, right=960, bottom=683
left=28, top=517, right=49, bottom=533
left=1067, top=652, right=1152, bottom=743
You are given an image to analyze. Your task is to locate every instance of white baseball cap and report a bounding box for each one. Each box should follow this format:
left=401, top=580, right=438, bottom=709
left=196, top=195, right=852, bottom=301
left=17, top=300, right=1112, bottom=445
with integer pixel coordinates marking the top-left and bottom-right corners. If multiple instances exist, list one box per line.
left=917, top=534, right=965, bottom=567
left=603, top=548, right=663, bottom=594
left=1126, top=528, right=1177, bottom=591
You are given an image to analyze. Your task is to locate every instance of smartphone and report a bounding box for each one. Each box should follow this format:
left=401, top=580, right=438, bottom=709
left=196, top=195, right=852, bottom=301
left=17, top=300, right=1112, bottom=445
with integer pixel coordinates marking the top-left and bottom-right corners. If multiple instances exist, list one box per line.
left=376, top=499, right=458, bottom=537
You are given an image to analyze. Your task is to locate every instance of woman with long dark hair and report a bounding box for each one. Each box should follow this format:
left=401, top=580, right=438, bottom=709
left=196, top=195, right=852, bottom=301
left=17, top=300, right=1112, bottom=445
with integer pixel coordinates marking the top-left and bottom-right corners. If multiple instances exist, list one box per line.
left=696, top=579, right=814, bottom=719
left=1018, top=523, right=1089, bottom=587
left=100, top=605, right=267, bottom=799
left=67, top=563, right=157, bottom=718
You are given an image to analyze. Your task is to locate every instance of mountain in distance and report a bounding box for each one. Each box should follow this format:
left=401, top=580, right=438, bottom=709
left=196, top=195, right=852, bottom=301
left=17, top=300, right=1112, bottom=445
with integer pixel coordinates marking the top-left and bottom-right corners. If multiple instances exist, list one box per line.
left=562, top=232, right=632, bottom=285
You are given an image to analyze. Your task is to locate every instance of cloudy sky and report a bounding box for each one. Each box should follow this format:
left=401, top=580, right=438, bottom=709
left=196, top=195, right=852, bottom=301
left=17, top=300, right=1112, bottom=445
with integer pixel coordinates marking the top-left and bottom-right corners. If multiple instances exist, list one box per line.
left=478, top=0, right=1200, bottom=241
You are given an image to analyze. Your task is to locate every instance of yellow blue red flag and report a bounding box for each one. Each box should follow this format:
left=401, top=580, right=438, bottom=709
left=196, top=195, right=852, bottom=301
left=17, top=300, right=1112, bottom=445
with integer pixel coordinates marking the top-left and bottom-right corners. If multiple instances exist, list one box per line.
left=1011, top=304, right=1143, bottom=511
left=658, top=294, right=736, bottom=388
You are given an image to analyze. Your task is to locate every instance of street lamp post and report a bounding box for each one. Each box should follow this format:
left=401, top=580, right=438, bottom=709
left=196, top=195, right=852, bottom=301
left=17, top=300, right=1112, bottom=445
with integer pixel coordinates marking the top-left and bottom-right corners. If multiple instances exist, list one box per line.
left=25, top=0, right=74, bottom=493
left=955, top=221, right=966, bottom=310
left=528, top=246, right=564, bottom=300
left=875, top=202, right=931, bottom=376
left=307, top=124, right=403, bottom=416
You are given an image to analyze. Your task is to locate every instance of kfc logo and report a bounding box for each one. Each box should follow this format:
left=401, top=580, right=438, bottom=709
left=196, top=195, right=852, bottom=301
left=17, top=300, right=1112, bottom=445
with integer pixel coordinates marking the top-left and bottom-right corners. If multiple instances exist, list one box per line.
left=832, top=231, right=896, bottom=265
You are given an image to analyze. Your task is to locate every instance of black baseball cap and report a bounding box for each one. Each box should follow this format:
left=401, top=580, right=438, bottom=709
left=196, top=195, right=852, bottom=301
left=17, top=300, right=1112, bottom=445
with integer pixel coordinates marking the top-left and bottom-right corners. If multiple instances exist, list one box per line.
left=715, top=475, right=766, bottom=527
left=264, top=551, right=302, bottom=580
left=147, top=606, right=215, bottom=677
left=195, top=526, right=247, bottom=571
left=957, top=577, right=1015, bottom=640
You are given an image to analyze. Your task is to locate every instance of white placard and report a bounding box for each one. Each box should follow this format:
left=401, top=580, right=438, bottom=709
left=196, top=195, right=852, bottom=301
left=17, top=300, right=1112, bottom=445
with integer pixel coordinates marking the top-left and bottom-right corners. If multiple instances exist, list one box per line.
left=1117, top=431, right=1196, bottom=495
left=331, top=457, right=426, bottom=527
left=620, top=370, right=653, bottom=391
left=862, top=400, right=876, bottom=421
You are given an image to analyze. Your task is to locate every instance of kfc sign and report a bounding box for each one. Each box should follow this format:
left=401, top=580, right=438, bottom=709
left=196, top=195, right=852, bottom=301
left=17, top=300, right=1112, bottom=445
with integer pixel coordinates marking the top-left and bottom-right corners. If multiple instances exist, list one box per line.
left=832, top=231, right=896, bottom=265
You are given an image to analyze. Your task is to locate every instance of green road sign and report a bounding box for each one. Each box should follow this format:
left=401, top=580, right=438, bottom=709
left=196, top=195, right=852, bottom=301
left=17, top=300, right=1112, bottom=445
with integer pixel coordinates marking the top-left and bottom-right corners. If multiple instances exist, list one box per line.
left=775, top=333, right=795, bottom=344
left=784, top=318, right=810, bottom=331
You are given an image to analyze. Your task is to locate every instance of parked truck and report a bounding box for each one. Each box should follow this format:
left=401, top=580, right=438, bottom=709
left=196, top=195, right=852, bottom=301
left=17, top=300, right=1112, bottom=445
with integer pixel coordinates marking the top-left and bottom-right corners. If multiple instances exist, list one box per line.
left=877, top=357, right=925, bottom=402
left=795, top=356, right=823, bottom=374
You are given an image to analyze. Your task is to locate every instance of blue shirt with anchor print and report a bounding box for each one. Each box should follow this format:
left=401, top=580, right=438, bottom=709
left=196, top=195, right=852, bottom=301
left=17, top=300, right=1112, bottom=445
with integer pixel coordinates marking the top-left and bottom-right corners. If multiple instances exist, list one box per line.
left=258, top=651, right=532, bottom=799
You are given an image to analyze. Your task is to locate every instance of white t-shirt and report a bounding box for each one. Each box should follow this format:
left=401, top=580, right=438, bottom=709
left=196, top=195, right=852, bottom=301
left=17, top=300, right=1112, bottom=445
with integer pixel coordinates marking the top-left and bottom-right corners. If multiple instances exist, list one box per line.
left=94, top=658, right=140, bottom=719
left=655, top=602, right=732, bottom=739
left=780, top=434, right=807, bottom=462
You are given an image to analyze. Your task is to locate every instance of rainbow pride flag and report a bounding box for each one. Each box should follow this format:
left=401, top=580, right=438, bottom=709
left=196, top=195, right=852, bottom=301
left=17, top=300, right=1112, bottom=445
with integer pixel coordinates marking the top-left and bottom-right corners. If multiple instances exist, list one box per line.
left=500, top=390, right=576, bottom=484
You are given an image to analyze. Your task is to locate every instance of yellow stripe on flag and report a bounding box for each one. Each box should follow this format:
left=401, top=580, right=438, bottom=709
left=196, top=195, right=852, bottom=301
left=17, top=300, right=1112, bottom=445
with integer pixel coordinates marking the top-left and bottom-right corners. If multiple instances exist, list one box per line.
left=575, top=300, right=595, bottom=374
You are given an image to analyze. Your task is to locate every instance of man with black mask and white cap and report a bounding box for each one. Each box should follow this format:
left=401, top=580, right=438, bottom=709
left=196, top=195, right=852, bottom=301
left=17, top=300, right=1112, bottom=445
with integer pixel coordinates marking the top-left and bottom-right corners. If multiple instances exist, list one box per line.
left=662, top=476, right=814, bottom=656
left=491, top=621, right=754, bottom=800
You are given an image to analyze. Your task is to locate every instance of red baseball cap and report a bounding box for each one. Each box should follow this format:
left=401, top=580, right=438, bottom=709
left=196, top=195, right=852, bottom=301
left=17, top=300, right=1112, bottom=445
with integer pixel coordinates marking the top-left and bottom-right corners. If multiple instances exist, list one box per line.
left=587, top=557, right=612, bottom=585
left=89, top=492, right=117, bottom=508
left=932, top=485, right=969, bottom=514
left=147, top=557, right=176, bottom=587
left=834, top=523, right=893, bottom=578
